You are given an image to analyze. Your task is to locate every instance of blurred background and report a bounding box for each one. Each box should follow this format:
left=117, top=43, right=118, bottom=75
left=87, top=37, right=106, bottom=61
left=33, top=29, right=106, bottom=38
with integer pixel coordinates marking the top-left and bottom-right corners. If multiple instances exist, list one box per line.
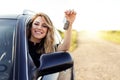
left=1, top=0, right=120, bottom=31
left=1, top=0, right=120, bottom=80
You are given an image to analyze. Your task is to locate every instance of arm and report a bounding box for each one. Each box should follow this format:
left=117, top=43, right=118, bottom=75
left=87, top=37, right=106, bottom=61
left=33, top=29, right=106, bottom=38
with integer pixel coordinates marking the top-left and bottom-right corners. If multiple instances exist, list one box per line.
left=57, top=9, right=77, bottom=51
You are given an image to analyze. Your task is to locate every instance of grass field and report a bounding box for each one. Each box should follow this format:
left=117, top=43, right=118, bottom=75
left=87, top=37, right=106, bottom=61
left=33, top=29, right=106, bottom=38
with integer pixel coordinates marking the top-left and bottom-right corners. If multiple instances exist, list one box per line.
left=100, top=31, right=120, bottom=44
left=58, top=29, right=78, bottom=52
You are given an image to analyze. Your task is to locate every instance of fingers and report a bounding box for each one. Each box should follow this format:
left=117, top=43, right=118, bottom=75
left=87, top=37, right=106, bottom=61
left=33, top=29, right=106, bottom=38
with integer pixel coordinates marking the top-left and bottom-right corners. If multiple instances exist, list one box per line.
left=65, top=9, right=77, bottom=15
left=64, top=9, right=77, bottom=25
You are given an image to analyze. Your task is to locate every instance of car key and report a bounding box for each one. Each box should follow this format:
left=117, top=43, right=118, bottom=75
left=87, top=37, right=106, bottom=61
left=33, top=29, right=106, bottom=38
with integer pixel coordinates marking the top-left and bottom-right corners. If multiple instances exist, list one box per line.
left=63, top=17, right=70, bottom=30
left=64, top=20, right=70, bottom=30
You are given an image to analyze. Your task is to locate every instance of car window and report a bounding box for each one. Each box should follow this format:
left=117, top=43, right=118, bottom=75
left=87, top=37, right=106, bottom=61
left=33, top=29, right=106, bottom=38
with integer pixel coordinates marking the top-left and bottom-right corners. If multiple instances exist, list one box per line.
left=54, top=28, right=62, bottom=45
left=0, top=20, right=16, bottom=80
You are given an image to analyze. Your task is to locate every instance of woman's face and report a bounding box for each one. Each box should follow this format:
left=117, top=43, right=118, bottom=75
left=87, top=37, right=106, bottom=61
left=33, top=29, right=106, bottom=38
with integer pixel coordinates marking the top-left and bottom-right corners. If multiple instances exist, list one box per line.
left=30, top=16, right=48, bottom=42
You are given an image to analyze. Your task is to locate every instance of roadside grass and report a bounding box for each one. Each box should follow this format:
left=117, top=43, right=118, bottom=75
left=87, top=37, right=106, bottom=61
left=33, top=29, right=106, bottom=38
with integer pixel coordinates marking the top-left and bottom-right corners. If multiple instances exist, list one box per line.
left=100, top=31, right=120, bottom=44
left=58, top=29, right=78, bottom=52
left=69, top=30, right=78, bottom=52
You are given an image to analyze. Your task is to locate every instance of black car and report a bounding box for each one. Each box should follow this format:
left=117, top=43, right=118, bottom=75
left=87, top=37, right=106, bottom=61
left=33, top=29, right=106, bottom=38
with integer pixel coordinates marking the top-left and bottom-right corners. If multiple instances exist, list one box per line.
left=0, top=10, right=74, bottom=80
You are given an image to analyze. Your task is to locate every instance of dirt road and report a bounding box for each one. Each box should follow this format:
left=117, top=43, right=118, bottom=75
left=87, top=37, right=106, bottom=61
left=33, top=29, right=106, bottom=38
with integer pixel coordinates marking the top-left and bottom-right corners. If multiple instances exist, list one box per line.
left=71, top=32, right=120, bottom=80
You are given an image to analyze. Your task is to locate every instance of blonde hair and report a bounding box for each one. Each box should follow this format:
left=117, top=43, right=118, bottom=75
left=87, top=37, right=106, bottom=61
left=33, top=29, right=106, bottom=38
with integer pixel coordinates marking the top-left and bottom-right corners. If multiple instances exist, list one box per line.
left=27, top=12, right=55, bottom=54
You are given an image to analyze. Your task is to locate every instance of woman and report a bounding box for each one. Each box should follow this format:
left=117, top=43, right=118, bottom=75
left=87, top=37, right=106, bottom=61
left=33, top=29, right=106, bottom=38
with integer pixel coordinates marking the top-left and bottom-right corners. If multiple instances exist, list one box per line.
left=27, top=9, right=76, bottom=68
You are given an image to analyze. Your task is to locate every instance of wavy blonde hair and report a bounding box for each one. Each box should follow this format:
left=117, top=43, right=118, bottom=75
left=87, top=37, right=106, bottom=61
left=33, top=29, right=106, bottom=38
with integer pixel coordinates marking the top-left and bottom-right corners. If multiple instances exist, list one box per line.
left=27, top=12, right=55, bottom=54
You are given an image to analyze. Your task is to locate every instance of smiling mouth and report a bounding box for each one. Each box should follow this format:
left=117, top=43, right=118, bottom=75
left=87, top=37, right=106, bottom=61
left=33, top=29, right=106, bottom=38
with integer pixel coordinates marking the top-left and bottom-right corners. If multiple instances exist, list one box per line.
left=35, top=30, right=44, bottom=34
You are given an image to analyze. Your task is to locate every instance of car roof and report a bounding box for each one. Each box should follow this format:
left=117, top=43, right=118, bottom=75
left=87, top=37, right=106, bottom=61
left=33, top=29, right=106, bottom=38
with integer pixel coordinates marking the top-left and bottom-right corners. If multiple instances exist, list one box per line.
left=0, top=14, right=20, bottom=19
left=0, top=10, right=35, bottom=20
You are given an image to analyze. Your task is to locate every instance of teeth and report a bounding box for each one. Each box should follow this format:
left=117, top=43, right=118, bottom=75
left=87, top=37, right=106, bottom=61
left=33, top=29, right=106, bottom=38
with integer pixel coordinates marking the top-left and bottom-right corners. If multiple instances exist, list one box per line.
left=35, top=31, right=43, bottom=34
left=36, top=31, right=40, bottom=33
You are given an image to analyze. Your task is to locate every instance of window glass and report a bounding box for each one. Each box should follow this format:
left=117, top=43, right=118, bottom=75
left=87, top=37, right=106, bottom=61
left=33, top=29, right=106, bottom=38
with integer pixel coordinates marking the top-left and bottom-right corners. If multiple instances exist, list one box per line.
left=0, top=19, right=16, bottom=80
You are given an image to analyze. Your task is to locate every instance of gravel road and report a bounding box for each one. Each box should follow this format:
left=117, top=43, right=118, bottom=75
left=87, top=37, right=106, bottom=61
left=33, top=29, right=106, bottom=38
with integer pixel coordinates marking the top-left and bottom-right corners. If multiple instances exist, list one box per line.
left=71, top=32, right=120, bottom=80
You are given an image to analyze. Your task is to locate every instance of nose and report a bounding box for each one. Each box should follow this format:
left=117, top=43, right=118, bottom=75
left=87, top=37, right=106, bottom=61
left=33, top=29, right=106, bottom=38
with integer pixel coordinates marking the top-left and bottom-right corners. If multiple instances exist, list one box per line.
left=37, top=25, right=42, bottom=29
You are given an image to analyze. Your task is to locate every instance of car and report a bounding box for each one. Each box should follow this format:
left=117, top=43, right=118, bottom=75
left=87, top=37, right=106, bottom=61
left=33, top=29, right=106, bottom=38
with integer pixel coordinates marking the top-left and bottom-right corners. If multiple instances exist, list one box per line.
left=0, top=10, right=74, bottom=80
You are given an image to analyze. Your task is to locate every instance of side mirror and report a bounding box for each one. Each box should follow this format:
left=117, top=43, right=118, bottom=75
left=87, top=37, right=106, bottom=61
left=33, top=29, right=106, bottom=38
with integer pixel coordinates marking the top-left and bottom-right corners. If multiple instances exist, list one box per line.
left=39, top=51, right=73, bottom=76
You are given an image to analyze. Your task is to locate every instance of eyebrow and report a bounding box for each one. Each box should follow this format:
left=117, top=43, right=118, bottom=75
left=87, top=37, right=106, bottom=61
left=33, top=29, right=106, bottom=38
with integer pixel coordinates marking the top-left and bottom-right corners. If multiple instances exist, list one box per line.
left=34, top=21, right=40, bottom=23
left=42, top=23, right=47, bottom=25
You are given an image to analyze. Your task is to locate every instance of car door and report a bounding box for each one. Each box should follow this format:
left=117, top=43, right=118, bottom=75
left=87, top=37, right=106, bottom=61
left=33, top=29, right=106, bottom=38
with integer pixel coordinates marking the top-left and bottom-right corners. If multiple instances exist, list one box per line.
left=0, top=19, right=16, bottom=80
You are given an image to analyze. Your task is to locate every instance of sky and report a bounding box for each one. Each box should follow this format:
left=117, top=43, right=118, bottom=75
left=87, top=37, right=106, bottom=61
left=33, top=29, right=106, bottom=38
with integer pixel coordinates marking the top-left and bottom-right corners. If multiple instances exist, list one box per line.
left=0, top=0, right=120, bottom=31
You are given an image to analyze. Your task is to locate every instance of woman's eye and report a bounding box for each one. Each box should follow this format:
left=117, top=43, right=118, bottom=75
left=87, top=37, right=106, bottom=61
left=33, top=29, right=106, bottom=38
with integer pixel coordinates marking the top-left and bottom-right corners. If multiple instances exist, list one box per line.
left=42, top=24, right=48, bottom=28
left=43, top=26, right=48, bottom=28
left=34, top=23, right=39, bottom=25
